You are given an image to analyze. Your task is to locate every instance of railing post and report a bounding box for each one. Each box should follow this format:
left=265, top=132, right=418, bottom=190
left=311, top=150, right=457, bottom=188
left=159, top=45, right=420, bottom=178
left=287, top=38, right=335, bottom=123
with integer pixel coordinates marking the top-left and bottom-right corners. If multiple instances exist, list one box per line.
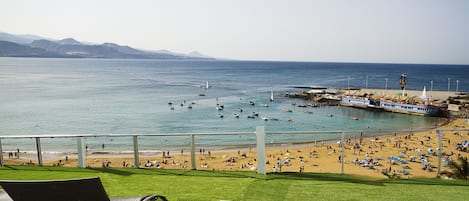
left=437, top=130, right=443, bottom=177
left=133, top=136, right=140, bottom=168
left=77, top=137, right=87, bottom=168
left=341, top=132, right=345, bottom=174
left=35, top=137, right=43, bottom=166
left=256, top=126, right=266, bottom=174
left=190, top=134, right=196, bottom=170
left=0, top=138, right=4, bottom=167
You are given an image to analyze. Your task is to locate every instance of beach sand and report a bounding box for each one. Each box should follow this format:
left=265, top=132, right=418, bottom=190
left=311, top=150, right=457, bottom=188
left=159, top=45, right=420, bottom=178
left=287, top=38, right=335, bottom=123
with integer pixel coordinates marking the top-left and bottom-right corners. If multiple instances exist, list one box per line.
left=3, top=119, right=469, bottom=178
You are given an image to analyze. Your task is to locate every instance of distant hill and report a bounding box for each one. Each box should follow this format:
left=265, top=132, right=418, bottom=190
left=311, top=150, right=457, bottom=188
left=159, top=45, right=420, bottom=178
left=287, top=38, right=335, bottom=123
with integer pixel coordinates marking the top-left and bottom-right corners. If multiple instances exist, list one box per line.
left=0, top=32, right=215, bottom=60
left=102, top=43, right=146, bottom=55
left=57, top=38, right=82, bottom=45
left=187, top=51, right=213, bottom=59
left=0, top=41, right=75, bottom=58
left=0, top=32, right=45, bottom=44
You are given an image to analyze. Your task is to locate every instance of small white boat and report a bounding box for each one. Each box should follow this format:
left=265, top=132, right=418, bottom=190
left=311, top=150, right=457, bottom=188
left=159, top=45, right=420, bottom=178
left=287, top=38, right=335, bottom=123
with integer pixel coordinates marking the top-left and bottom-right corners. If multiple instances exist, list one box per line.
left=269, top=90, right=274, bottom=102
left=261, top=117, right=269, bottom=121
left=249, top=101, right=255, bottom=106
left=216, top=97, right=224, bottom=110
left=234, top=113, right=240, bottom=118
left=261, top=104, right=269, bottom=107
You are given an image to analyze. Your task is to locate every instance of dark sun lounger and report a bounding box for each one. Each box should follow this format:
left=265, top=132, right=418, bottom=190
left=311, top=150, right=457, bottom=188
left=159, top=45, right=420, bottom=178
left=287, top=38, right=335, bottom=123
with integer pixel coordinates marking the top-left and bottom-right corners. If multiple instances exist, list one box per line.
left=0, top=177, right=167, bottom=201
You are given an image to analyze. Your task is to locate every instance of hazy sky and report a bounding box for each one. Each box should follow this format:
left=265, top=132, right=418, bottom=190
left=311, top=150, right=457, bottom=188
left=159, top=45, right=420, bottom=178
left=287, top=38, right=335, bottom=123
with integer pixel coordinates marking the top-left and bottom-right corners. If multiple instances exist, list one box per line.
left=1, top=0, right=468, bottom=64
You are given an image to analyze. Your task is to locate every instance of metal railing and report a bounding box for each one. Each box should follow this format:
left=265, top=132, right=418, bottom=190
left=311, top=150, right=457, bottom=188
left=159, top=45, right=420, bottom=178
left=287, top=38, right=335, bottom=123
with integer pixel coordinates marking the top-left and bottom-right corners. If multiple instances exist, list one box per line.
left=1, top=127, right=468, bottom=177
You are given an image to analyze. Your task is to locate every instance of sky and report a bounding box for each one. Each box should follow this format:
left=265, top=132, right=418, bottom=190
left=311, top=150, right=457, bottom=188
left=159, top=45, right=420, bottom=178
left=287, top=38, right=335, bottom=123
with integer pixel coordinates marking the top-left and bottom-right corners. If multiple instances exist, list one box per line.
left=1, top=0, right=469, bottom=64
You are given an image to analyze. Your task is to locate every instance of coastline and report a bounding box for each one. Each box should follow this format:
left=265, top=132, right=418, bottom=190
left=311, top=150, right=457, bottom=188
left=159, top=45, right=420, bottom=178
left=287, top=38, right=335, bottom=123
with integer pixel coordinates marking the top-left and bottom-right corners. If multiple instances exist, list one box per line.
left=3, top=117, right=449, bottom=160
left=3, top=118, right=468, bottom=178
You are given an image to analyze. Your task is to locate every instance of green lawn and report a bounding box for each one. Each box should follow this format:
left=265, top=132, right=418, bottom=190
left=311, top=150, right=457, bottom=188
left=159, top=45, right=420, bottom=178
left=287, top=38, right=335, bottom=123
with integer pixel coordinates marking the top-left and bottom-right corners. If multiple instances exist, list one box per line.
left=1, top=166, right=468, bottom=201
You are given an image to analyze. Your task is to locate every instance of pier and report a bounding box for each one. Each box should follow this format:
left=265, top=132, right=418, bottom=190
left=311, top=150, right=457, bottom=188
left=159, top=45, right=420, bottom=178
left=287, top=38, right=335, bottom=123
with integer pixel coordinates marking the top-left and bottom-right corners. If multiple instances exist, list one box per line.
left=289, top=87, right=469, bottom=117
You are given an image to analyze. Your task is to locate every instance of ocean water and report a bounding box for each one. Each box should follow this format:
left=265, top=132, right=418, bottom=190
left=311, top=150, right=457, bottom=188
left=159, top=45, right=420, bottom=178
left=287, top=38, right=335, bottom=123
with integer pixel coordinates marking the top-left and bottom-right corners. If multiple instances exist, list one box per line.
left=0, top=58, right=467, bottom=152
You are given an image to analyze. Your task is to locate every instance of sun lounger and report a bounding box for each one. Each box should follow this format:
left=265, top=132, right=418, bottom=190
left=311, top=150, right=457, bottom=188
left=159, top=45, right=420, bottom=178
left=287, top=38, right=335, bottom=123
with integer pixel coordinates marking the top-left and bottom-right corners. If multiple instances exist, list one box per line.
left=0, top=177, right=167, bottom=201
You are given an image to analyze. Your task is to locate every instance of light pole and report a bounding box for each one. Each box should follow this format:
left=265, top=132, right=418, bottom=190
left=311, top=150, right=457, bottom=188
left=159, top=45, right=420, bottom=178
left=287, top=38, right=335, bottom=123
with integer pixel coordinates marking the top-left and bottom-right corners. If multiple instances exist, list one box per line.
left=448, top=78, right=451, bottom=92
left=430, top=80, right=433, bottom=92
left=456, top=80, right=459, bottom=92
left=384, top=78, right=388, bottom=96
left=365, top=75, right=368, bottom=89
left=347, top=76, right=350, bottom=90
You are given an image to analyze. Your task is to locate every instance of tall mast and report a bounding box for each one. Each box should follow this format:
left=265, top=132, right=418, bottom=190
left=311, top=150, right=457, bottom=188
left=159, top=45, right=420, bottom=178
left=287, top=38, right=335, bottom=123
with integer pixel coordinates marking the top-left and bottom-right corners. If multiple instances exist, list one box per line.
left=270, top=89, right=274, bottom=102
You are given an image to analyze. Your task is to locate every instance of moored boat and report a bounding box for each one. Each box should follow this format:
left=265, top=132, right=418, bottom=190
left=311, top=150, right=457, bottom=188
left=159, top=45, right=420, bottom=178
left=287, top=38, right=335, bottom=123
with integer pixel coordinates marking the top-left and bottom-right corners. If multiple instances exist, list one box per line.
left=340, top=74, right=442, bottom=116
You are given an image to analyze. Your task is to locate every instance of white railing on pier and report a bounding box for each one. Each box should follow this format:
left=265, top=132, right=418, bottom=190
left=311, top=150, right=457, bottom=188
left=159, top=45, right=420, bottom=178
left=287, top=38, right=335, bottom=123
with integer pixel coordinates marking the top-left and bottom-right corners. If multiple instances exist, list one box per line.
left=1, top=127, right=468, bottom=177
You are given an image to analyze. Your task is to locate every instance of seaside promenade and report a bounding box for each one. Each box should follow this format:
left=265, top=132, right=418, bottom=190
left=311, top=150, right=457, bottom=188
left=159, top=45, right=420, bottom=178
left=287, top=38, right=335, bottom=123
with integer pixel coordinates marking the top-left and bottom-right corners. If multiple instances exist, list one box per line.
left=2, top=119, right=468, bottom=179
left=359, top=88, right=462, bottom=101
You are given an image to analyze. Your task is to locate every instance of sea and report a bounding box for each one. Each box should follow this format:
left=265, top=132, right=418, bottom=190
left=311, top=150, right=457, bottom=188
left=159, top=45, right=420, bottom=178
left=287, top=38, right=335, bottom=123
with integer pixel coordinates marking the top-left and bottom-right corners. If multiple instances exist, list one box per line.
left=0, top=58, right=467, bottom=153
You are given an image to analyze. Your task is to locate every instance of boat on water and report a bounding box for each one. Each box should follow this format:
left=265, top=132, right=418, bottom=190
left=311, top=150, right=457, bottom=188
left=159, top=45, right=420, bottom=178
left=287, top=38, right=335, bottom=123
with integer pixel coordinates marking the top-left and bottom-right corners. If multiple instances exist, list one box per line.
left=200, top=81, right=210, bottom=89
left=269, top=90, right=274, bottom=102
left=341, top=96, right=441, bottom=116
left=216, top=97, right=224, bottom=110
left=341, top=96, right=381, bottom=110
left=379, top=99, right=440, bottom=116
left=340, top=74, right=442, bottom=116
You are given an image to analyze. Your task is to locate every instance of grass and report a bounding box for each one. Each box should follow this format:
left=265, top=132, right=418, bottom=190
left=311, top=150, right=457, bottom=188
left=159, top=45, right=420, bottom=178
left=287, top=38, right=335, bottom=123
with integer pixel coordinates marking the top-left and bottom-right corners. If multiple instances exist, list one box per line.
left=1, top=166, right=469, bottom=201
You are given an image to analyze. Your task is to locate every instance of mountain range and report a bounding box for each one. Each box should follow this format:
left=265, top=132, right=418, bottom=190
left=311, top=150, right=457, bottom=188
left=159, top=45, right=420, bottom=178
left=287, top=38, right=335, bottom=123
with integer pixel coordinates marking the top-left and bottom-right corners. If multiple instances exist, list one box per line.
left=0, top=32, right=214, bottom=59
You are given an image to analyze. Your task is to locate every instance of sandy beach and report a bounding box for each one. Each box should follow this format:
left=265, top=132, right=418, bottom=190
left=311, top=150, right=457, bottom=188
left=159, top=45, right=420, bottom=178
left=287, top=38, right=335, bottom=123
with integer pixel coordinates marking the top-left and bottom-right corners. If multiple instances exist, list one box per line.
left=3, top=118, right=469, bottom=178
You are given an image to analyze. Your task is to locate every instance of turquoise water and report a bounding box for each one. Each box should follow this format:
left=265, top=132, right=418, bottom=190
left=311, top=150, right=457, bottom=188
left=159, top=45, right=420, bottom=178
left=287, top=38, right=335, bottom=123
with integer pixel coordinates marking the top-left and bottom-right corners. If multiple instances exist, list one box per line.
left=1, top=58, right=463, bottom=151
